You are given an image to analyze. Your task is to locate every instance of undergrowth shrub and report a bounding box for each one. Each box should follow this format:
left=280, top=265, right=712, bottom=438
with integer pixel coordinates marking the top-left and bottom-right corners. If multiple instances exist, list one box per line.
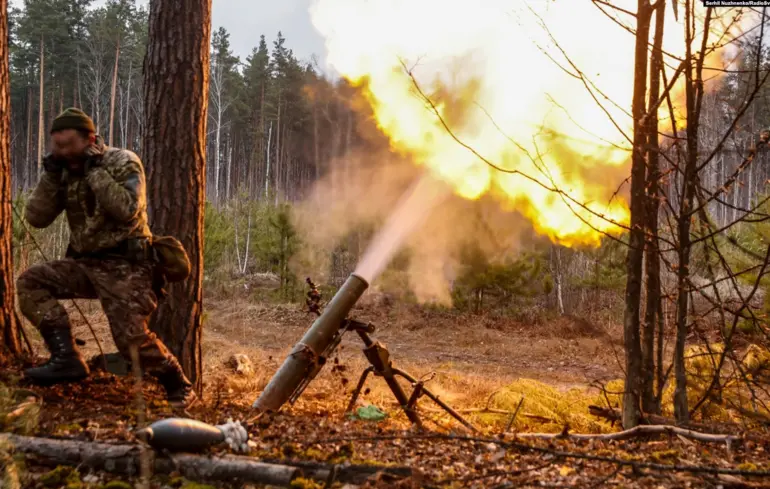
left=451, top=243, right=552, bottom=316
left=0, top=380, right=39, bottom=489
left=1, top=436, right=21, bottom=489
left=474, top=379, right=615, bottom=434
left=581, top=343, right=770, bottom=430
left=0, top=382, right=39, bottom=434
left=11, top=191, right=629, bottom=318
left=464, top=342, right=770, bottom=434
left=657, top=343, right=770, bottom=422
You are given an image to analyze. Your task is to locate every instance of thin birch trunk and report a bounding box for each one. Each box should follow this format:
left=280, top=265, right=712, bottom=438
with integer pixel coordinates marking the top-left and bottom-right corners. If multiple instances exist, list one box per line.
left=109, top=38, right=120, bottom=146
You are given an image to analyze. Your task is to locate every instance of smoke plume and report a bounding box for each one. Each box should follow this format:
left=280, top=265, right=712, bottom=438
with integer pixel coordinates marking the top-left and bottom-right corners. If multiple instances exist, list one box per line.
left=291, top=147, right=537, bottom=304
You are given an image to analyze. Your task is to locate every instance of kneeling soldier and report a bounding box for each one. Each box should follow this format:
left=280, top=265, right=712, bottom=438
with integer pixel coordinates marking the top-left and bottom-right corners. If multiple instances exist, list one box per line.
left=17, top=108, right=196, bottom=408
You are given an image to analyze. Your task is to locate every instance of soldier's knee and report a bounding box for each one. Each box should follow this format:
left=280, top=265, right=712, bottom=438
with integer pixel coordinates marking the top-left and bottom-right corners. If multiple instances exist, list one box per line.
left=17, top=276, right=38, bottom=316
left=16, top=265, right=46, bottom=294
left=17, top=265, right=58, bottom=324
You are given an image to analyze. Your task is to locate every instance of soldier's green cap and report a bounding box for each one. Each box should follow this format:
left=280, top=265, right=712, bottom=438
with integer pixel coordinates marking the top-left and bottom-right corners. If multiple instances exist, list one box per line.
left=50, top=107, right=96, bottom=135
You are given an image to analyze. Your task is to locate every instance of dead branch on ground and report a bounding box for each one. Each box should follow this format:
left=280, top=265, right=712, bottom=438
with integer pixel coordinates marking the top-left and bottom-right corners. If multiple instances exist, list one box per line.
left=1, top=433, right=412, bottom=486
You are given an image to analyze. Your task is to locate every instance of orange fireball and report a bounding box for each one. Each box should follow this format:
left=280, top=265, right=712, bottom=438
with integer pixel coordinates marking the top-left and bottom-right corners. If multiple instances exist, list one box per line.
left=310, top=0, right=741, bottom=246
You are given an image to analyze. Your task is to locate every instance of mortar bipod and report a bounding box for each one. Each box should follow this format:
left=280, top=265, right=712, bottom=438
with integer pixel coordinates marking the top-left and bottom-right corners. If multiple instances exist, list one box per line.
left=343, top=319, right=477, bottom=432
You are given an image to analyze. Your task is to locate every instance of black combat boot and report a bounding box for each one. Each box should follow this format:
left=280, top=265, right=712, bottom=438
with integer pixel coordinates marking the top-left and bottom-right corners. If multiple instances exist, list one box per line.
left=24, top=328, right=90, bottom=384
left=155, top=357, right=198, bottom=408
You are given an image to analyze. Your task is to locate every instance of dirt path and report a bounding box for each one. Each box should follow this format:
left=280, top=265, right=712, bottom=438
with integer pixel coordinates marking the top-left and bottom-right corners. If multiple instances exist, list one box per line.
left=200, top=298, right=623, bottom=389
left=52, top=294, right=624, bottom=408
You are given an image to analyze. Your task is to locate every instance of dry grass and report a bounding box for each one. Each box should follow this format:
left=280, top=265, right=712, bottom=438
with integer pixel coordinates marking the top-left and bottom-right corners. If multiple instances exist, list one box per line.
left=18, top=294, right=625, bottom=434
left=0, top=382, right=40, bottom=435
left=20, top=293, right=770, bottom=435
left=1, top=436, right=22, bottom=489
left=0, top=379, right=40, bottom=489
left=469, top=379, right=617, bottom=433
left=658, top=343, right=770, bottom=423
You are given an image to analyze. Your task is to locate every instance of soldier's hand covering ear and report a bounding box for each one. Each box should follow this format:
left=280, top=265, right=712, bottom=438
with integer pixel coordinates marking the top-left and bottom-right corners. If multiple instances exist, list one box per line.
left=84, top=144, right=105, bottom=173
left=42, top=153, right=64, bottom=173
left=85, top=150, right=144, bottom=222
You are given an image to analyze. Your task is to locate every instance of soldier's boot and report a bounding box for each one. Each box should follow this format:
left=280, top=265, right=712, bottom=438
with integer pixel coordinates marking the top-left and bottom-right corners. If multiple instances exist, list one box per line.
left=154, top=357, right=198, bottom=408
left=24, top=327, right=90, bottom=384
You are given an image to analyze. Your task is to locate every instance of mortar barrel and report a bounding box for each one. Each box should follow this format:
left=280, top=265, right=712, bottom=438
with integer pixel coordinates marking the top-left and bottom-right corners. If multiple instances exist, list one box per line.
left=252, top=273, right=369, bottom=411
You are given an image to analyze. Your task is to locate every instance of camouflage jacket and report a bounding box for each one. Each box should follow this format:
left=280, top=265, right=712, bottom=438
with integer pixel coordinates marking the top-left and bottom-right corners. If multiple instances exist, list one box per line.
left=25, top=137, right=152, bottom=254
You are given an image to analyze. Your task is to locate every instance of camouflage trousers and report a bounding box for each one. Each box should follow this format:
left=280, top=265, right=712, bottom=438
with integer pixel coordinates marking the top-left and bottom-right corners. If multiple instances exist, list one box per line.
left=17, top=257, right=174, bottom=376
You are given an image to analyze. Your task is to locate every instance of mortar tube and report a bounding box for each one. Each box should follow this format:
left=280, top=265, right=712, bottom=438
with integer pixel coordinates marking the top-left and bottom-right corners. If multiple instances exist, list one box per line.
left=252, top=273, right=369, bottom=412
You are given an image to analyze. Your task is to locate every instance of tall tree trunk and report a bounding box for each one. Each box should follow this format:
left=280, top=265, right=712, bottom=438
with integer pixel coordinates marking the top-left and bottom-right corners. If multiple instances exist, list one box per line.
left=214, top=89, right=221, bottom=206
left=109, top=38, right=120, bottom=147
left=674, top=3, right=712, bottom=424
left=265, top=120, right=272, bottom=200
left=37, top=35, right=44, bottom=181
left=313, top=98, right=320, bottom=182
left=143, top=0, right=211, bottom=391
left=260, top=84, right=265, bottom=196
left=623, top=0, right=652, bottom=430
left=552, top=245, right=565, bottom=315
left=76, top=45, right=83, bottom=108
left=345, top=109, right=353, bottom=198
left=642, top=0, right=666, bottom=415
left=125, top=59, right=133, bottom=150
left=0, top=0, right=22, bottom=360
left=48, top=85, right=54, bottom=138
left=25, top=85, right=32, bottom=190
left=275, top=93, right=282, bottom=205
left=226, top=135, right=232, bottom=202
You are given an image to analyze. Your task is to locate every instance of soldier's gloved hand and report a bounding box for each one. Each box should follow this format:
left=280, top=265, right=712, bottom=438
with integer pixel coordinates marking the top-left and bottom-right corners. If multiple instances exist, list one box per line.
left=42, top=153, right=64, bottom=173
left=83, top=145, right=105, bottom=174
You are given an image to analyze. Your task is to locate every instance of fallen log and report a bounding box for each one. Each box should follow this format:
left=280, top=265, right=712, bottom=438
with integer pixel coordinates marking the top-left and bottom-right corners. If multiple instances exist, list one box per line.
left=588, top=405, right=748, bottom=434
left=1, top=434, right=411, bottom=486
left=423, top=407, right=555, bottom=424
left=515, top=424, right=742, bottom=444
left=589, top=405, right=685, bottom=426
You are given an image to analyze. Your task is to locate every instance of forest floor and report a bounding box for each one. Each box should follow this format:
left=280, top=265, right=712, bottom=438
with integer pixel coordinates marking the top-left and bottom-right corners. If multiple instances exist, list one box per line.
left=3, top=293, right=770, bottom=488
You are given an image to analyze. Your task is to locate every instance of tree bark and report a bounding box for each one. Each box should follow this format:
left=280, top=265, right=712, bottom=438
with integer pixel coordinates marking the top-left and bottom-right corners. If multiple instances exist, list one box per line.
left=622, top=0, right=652, bottom=430
left=0, top=0, right=22, bottom=360
left=143, top=0, right=211, bottom=390
left=642, top=0, right=666, bottom=416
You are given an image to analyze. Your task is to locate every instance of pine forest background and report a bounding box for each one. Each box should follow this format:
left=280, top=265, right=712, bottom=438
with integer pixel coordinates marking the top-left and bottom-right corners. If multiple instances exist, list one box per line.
left=7, top=0, right=770, bottom=329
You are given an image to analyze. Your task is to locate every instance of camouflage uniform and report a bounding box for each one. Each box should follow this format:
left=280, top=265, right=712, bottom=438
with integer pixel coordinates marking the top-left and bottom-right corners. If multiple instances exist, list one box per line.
left=18, top=131, right=194, bottom=405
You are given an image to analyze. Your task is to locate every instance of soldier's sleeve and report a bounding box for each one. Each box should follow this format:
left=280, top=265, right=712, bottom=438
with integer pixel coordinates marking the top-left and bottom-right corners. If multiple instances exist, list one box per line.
left=86, top=154, right=145, bottom=222
left=24, top=171, right=65, bottom=228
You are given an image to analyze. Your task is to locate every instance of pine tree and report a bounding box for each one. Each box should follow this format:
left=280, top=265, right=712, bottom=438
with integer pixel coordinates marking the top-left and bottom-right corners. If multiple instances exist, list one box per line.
left=243, top=35, right=271, bottom=197
left=0, top=0, right=23, bottom=361
left=143, top=0, right=211, bottom=389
